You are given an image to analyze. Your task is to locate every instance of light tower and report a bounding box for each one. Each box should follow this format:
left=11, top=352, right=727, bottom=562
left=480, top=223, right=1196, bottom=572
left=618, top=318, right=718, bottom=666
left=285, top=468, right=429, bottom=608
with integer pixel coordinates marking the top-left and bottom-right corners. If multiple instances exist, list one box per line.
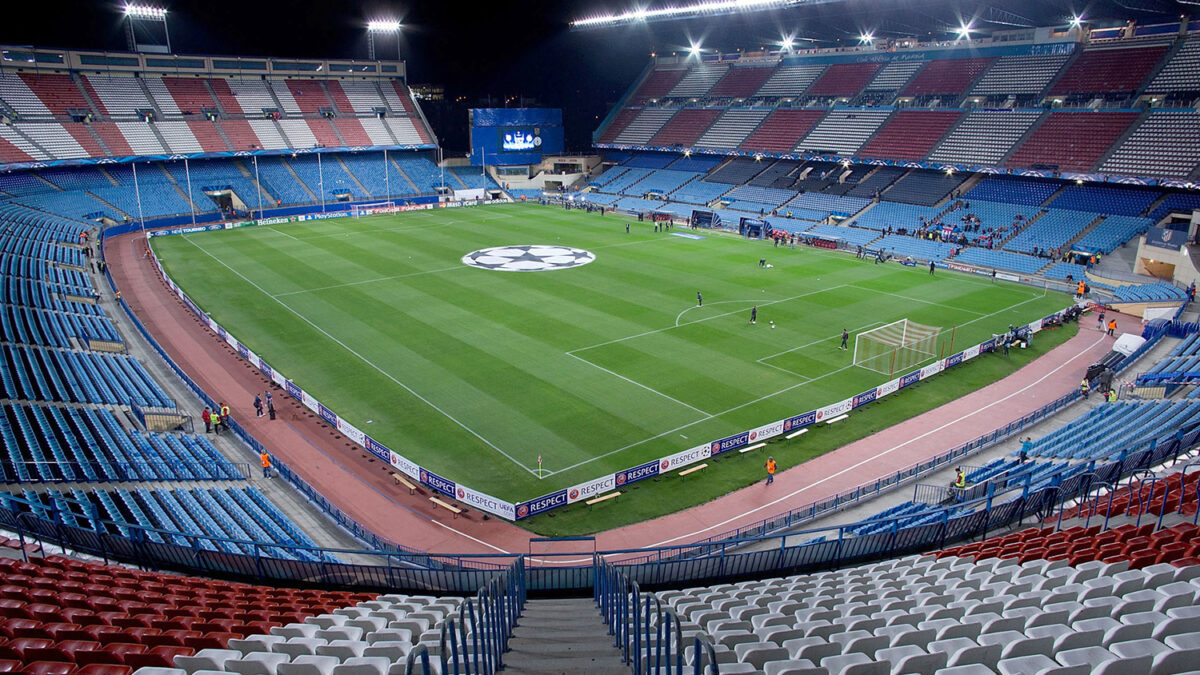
left=367, top=20, right=402, bottom=60
left=122, top=4, right=171, bottom=54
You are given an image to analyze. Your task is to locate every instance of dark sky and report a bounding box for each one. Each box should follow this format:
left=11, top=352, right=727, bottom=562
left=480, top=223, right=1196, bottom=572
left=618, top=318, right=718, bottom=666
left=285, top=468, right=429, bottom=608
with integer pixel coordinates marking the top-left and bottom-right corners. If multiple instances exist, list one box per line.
left=0, top=0, right=1192, bottom=151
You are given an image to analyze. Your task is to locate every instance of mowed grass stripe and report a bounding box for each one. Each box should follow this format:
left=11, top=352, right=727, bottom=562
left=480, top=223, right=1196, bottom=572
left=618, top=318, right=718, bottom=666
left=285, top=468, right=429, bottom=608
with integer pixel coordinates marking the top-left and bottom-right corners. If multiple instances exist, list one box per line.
left=155, top=203, right=1072, bottom=502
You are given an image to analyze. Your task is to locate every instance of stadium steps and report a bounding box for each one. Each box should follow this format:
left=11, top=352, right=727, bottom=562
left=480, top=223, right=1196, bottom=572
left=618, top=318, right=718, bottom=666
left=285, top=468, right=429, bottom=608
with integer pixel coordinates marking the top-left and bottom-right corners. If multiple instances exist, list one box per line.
left=942, top=173, right=985, bottom=206
left=70, top=72, right=105, bottom=119
left=1038, top=183, right=1072, bottom=208
left=203, top=79, right=230, bottom=117
left=1062, top=214, right=1109, bottom=251
left=271, top=118, right=299, bottom=149
left=210, top=119, right=237, bottom=151
left=1094, top=109, right=1152, bottom=170
left=84, top=190, right=131, bottom=221
left=136, top=78, right=163, bottom=118
left=325, top=119, right=349, bottom=147
left=1143, top=193, right=1174, bottom=222
left=995, top=210, right=1050, bottom=249
left=1142, top=36, right=1188, bottom=93
left=997, top=109, right=1050, bottom=166
left=1034, top=47, right=1082, bottom=100
left=335, top=155, right=373, bottom=198
left=280, top=157, right=318, bottom=202
left=7, top=125, right=54, bottom=160
left=499, top=599, right=632, bottom=675
left=388, top=155, right=421, bottom=193
left=84, top=124, right=115, bottom=158
left=146, top=122, right=173, bottom=153
left=377, top=117, right=402, bottom=145
left=448, top=167, right=468, bottom=189
left=236, top=159, right=280, bottom=207
left=170, top=182, right=202, bottom=213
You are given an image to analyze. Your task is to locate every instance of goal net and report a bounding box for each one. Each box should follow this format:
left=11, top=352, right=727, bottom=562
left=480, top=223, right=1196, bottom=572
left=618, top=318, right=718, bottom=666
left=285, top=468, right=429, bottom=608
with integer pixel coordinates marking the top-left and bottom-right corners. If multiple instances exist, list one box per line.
left=351, top=202, right=398, bottom=218
left=854, top=319, right=941, bottom=376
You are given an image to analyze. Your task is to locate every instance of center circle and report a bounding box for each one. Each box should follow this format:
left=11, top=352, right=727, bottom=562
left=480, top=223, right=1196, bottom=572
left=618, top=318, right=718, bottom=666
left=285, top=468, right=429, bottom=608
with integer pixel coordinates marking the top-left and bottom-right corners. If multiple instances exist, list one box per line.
left=461, top=245, right=596, bottom=272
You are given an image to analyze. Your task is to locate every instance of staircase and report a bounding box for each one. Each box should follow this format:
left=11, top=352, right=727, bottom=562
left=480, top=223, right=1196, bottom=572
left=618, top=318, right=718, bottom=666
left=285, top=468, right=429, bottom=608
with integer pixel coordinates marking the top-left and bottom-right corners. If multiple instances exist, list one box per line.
left=499, top=599, right=631, bottom=675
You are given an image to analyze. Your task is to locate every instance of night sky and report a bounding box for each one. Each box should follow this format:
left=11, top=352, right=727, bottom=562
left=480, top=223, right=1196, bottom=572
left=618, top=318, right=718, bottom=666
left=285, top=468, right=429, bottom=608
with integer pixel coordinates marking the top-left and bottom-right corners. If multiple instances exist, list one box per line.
left=0, top=0, right=1192, bottom=152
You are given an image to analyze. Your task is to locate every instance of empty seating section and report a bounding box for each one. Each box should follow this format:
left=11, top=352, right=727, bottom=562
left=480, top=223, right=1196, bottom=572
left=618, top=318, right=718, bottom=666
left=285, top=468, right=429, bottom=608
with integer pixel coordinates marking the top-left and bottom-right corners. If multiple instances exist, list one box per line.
left=901, top=57, right=993, bottom=96
left=82, top=76, right=152, bottom=120
left=740, top=109, right=825, bottom=153
left=694, top=109, right=769, bottom=149
left=806, top=63, right=882, bottom=98
left=665, top=65, right=728, bottom=98
left=179, top=120, right=227, bottom=154
left=1050, top=44, right=1169, bottom=94
left=0, top=73, right=55, bottom=119
left=225, top=80, right=276, bottom=116
left=1008, top=112, right=1137, bottom=172
left=857, top=110, right=961, bottom=160
left=871, top=234, right=957, bottom=260
left=159, top=77, right=220, bottom=115
left=1113, top=281, right=1188, bottom=302
left=596, top=108, right=640, bottom=143
left=796, top=109, right=891, bottom=155
left=724, top=185, right=797, bottom=210
left=784, top=193, right=871, bottom=219
left=667, top=155, right=722, bottom=172
left=864, top=61, right=925, bottom=94
left=114, top=122, right=165, bottom=155
left=142, top=77, right=181, bottom=116
left=620, top=170, right=699, bottom=196
left=952, top=248, right=1048, bottom=275
left=1022, top=399, right=1199, bottom=461
left=648, top=109, right=722, bottom=147
left=612, top=109, right=676, bottom=145
left=624, top=152, right=683, bottom=169
left=708, top=67, right=774, bottom=98
left=1050, top=185, right=1160, bottom=216
left=383, top=117, right=424, bottom=145
left=338, top=155, right=399, bottom=197
left=1005, top=209, right=1100, bottom=254
left=613, top=197, right=666, bottom=213
left=1101, top=111, right=1200, bottom=179
left=153, top=122, right=202, bottom=154
left=1042, top=261, right=1088, bottom=281
left=326, top=80, right=385, bottom=114
left=630, top=68, right=687, bottom=102
left=331, top=118, right=374, bottom=146
left=1147, top=37, right=1200, bottom=93
left=672, top=181, right=731, bottom=205
left=276, top=120, right=318, bottom=149
left=14, top=124, right=89, bottom=160
left=276, top=80, right=325, bottom=115
left=754, top=65, right=826, bottom=98
left=928, top=110, right=1042, bottom=166
left=706, top=159, right=765, bottom=185
left=882, top=170, right=965, bottom=206
left=966, top=176, right=1062, bottom=207
left=216, top=121, right=259, bottom=152
left=286, top=156, right=367, bottom=200
left=1151, top=192, right=1200, bottom=221
left=17, top=74, right=89, bottom=118
left=850, top=202, right=945, bottom=232
left=0, top=127, right=44, bottom=163
left=448, top=165, right=498, bottom=191
left=255, top=158, right=314, bottom=204
left=245, top=120, right=288, bottom=151
left=160, top=160, right=262, bottom=210
left=845, top=167, right=904, bottom=198
left=971, top=53, right=1071, bottom=95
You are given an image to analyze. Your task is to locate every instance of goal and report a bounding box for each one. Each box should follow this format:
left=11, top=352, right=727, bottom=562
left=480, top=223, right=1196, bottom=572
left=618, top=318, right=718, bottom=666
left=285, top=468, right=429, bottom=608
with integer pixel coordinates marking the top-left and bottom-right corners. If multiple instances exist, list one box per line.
left=854, top=319, right=941, bottom=376
left=351, top=201, right=398, bottom=218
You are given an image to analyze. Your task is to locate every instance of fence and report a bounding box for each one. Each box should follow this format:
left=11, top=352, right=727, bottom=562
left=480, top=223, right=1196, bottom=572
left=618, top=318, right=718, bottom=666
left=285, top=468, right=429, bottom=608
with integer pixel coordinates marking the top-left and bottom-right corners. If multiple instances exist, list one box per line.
left=419, top=558, right=526, bottom=675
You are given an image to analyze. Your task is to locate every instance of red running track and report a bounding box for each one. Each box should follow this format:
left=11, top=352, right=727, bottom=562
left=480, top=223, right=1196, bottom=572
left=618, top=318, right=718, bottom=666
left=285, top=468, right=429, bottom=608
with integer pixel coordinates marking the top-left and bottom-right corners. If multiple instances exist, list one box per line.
left=109, top=229, right=1135, bottom=559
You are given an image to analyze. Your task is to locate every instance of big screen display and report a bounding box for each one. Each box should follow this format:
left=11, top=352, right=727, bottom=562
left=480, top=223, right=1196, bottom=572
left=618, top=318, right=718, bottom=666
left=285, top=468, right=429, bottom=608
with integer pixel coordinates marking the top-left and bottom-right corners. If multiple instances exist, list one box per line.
left=470, top=109, right=563, bottom=166
left=500, top=127, right=542, bottom=152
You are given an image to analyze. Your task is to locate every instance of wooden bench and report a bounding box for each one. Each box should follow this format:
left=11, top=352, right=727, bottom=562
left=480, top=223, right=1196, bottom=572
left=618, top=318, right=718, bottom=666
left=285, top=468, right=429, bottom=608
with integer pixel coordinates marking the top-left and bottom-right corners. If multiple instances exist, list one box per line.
left=430, top=497, right=463, bottom=517
left=392, top=472, right=417, bottom=495
left=678, top=463, right=708, bottom=479
left=586, top=491, right=621, bottom=506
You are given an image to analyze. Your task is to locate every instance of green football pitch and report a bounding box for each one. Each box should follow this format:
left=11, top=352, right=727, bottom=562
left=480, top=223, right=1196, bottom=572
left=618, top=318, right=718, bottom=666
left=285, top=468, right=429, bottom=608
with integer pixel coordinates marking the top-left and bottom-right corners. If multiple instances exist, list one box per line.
left=153, top=202, right=1073, bottom=526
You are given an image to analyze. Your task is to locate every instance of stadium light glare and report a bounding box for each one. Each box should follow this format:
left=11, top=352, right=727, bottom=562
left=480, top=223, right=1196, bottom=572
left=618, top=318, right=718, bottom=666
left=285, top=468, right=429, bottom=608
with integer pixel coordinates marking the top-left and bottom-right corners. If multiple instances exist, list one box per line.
left=571, top=0, right=799, bottom=29
left=687, top=42, right=703, bottom=57
left=858, top=31, right=874, bottom=44
left=780, top=34, right=795, bottom=51
left=956, top=22, right=973, bottom=39
left=367, top=20, right=402, bottom=32
left=1069, top=14, right=1084, bottom=27
left=123, top=3, right=167, bottom=19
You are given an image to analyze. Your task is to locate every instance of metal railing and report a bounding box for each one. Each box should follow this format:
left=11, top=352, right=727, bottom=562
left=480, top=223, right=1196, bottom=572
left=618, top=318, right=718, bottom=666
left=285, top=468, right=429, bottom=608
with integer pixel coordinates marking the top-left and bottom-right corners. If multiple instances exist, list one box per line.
left=596, top=555, right=721, bottom=675
left=424, top=557, right=526, bottom=675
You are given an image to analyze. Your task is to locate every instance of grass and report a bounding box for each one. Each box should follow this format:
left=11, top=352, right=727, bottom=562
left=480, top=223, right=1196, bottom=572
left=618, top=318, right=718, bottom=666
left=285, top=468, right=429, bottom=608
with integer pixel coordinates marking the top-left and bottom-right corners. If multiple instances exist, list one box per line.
left=153, top=202, right=1076, bottom=535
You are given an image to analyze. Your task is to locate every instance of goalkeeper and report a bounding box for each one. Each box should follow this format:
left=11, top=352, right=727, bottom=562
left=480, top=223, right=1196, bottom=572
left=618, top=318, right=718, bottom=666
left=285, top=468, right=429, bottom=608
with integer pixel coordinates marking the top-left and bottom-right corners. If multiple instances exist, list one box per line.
left=840, top=328, right=849, bottom=351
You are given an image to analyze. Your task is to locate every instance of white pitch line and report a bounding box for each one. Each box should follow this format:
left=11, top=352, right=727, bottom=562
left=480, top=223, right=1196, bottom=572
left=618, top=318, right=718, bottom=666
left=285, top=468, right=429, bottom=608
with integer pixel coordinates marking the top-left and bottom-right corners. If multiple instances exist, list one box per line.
left=675, top=299, right=762, bottom=328
left=180, top=235, right=539, bottom=476
left=268, top=226, right=300, bottom=242
left=273, top=265, right=469, bottom=298
left=542, top=291, right=1049, bottom=477
left=756, top=321, right=885, bottom=364
left=847, top=285, right=986, bottom=316
left=566, top=352, right=714, bottom=417
left=643, top=332, right=1111, bottom=548
left=571, top=285, right=850, bottom=355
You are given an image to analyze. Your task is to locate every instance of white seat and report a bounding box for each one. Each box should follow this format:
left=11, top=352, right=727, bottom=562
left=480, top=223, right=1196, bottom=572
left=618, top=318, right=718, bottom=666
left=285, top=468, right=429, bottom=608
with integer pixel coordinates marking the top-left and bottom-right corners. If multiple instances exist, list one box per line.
left=998, top=654, right=1087, bottom=675
left=277, top=656, right=339, bottom=675
left=174, top=650, right=244, bottom=675
left=932, top=665, right=994, bottom=674
left=734, top=642, right=789, bottom=669
left=271, top=625, right=321, bottom=640
left=877, top=645, right=947, bottom=674
left=763, top=658, right=826, bottom=675
left=316, top=641, right=368, bottom=661
left=305, top=615, right=349, bottom=629
left=947, top=643, right=1001, bottom=669
left=1107, top=638, right=1168, bottom=661
left=229, top=637, right=286, bottom=655
left=820, top=652, right=888, bottom=675
left=1150, top=647, right=1200, bottom=675
left=132, top=669, right=187, bottom=675
left=315, top=628, right=364, bottom=642
left=226, top=653, right=291, bottom=675
left=361, top=643, right=411, bottom=661
left=330, top=657, right=391, bottom=675
left=273, top=638, right=328, bottom=659
left=364, top=629, right=413, bottom=645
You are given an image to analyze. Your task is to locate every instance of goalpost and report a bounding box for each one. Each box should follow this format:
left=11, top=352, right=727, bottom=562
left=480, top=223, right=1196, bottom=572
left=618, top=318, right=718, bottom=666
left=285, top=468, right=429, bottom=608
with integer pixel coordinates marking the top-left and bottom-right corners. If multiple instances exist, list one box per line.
left=854, top=319, right=942, bottom=376
left=351, top=201, right=398, bottom=218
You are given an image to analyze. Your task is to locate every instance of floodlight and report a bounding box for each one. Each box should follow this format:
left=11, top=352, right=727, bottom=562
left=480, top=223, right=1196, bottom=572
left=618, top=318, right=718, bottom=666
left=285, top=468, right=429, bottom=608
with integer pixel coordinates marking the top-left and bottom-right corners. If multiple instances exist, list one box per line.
left=859, top=32, right=874, bottom=44
left=1069, top=14, right=1084, bottom=27
left=571, top=0, right=798, bottom=29
left=956, top=22, right=973, bottom=39
left=367, top=20, right=402, bottom=32
left=123, top=3, right=167, bottom=19
left=780, top=34, right=795, bottom=51
left=687, top=42, right=703, bottom=57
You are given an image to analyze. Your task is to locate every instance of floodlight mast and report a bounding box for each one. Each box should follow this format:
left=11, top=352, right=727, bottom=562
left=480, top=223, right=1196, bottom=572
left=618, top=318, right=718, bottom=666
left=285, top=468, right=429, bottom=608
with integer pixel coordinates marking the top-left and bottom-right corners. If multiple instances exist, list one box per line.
left=367, top=20, right=402, bottom=60
left=122, top=4, right=171, bottom=54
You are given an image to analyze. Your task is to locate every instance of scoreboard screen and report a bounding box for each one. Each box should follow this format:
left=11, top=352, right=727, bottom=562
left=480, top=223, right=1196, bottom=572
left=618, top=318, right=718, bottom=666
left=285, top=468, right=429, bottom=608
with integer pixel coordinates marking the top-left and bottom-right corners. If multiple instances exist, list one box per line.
left=500, top=127, right=542, bottom=152
left=470, top=109, right=562, bottom=165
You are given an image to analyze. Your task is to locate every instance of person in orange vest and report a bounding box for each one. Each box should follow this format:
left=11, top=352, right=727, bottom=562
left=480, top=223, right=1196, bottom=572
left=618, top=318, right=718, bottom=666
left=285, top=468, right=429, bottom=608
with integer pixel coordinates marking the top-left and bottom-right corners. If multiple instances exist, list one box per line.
left=764, top=456, right=777, bottom=485
left=1107, top=319, right=1117, bottom=336
left=260, top=451, right=272, bottom=479
left=1076, top=280, right=1085, bottom=298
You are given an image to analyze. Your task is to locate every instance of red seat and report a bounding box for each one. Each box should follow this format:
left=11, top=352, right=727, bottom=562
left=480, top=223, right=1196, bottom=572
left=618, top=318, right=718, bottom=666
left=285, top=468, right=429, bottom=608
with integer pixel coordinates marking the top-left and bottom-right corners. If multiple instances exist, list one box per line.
left=70, top=653, right=118, bottom=668
left=53, top=643, right=100, bottom=659
left=1, top=621, right=43, bottom=640
left=7, top=639, right=54, bottom=659
left=0, top=660, right=19, bottom=672
left=24, top=648, right=72, bottom=664
left=19, top=661, right=76, bottom=675
left=75, top=665, right=131, bottom=675
left=123, top=646, right=193, bottom=669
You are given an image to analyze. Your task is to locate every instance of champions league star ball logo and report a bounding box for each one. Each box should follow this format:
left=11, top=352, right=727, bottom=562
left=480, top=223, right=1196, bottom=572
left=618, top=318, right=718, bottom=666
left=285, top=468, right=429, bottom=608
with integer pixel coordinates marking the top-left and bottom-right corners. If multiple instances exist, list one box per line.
left=462, top=245, right=596, bottom=272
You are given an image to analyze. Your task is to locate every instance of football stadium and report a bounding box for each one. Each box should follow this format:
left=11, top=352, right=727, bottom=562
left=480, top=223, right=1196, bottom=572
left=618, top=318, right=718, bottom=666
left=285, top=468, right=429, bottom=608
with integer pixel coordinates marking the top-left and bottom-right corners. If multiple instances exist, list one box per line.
left=2, top=0, right=1200, bottom=672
